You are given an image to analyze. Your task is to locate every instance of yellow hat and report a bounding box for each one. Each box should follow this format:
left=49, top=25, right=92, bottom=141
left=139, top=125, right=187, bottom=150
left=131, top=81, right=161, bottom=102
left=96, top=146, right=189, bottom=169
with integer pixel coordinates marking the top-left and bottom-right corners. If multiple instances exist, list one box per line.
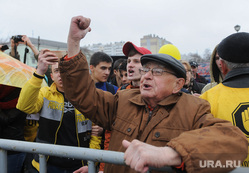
left=158, top=44, right=181, bottom=60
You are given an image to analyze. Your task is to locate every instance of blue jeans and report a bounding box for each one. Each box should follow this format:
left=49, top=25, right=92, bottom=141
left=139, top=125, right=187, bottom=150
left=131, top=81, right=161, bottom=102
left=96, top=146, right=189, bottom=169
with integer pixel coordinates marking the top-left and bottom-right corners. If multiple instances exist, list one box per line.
left=7, top=152, right=26, bottom=173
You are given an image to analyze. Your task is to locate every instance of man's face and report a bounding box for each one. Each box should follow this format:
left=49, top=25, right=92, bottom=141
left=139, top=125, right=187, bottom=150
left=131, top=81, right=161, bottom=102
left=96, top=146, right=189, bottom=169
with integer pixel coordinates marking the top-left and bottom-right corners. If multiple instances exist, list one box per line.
left=119, top=69, right=130, bottom=86
left=183, top=64, right=192, bottom=86
left=51, top=62, right=64, bottom=92
left=140, top=62, right=184, bottom=105
left=90, top=62, right=112, bottom=83
left=215, top=53, right=222, bottom=72
left=191, top=66, right=198, bottom=74
left=127, top=53, right=142, bottom=81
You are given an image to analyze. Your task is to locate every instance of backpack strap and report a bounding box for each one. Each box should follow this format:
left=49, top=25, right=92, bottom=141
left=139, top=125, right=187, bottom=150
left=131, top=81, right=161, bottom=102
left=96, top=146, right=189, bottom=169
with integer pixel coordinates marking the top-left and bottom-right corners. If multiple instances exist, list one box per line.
left=106, top=83, right=116, bottom=95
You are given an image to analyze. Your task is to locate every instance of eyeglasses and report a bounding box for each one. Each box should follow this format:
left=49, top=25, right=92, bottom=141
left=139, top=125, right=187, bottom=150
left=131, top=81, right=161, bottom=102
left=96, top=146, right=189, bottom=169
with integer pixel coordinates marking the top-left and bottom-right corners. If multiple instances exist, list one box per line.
left=139, top=67, right=176, bottom=76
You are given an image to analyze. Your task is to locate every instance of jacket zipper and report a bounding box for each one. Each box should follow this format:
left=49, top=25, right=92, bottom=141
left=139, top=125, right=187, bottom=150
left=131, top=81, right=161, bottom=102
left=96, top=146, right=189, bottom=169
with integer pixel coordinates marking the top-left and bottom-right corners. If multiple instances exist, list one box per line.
left=75, top=111, right=84, bottom=166
left=146, top=110, right=153, bottom=125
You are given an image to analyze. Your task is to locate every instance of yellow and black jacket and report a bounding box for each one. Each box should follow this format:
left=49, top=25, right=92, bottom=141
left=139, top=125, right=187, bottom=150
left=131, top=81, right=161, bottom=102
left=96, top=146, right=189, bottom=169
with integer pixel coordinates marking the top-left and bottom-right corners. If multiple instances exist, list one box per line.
left=201, top=67, right=249, bottom=167
left=17, top=73, right=101, bottom=170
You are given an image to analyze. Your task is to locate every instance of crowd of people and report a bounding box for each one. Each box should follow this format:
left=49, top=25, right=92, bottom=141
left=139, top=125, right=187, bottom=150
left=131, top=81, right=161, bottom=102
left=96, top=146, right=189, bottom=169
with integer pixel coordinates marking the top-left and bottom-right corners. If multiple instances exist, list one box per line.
left=0, top=15, right=249, bottom=173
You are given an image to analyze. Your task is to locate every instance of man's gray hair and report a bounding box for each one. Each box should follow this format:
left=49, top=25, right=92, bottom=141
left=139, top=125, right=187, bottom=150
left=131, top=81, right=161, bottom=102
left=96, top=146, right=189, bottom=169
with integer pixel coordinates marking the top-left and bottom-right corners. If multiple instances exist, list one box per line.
left=221, top=59, right=249, bottom=70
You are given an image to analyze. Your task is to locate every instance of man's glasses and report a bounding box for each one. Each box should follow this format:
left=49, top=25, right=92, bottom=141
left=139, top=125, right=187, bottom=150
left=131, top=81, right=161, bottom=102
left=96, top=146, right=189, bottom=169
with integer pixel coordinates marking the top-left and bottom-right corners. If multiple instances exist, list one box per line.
left=139, top=67, right=176, bottom=76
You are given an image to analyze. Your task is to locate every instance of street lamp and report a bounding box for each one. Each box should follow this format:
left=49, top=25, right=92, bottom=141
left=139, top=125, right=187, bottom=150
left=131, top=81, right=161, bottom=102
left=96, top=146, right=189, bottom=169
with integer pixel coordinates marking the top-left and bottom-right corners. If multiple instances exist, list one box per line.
left=234, top=25, right=241, bottom=32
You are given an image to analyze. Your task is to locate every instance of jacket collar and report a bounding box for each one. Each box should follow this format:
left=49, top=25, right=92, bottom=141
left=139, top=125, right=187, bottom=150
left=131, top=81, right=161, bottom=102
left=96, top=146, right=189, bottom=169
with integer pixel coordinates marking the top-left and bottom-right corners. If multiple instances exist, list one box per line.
left=49, top=82, right=61, bottom=93
left=128, top=91, right=182, bottom=107
left=95, top=82, right=105, bottom=88
left=222, top=67, right=249, bottom=88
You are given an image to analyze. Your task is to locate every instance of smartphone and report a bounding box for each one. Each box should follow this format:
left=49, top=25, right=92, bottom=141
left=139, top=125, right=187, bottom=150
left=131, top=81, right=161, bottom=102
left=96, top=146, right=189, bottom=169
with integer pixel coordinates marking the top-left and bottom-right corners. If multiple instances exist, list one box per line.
left=0, top=45, right=9, bottom=51
left=44, top=50, right=67, bottom=62
left=50, top=50, right=67, bottom=59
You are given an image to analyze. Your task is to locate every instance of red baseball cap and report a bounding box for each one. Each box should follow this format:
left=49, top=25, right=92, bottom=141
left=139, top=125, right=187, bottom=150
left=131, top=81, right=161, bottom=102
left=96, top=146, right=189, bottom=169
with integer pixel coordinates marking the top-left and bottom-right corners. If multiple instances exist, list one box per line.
left=122, top=41, right=151, bottom=57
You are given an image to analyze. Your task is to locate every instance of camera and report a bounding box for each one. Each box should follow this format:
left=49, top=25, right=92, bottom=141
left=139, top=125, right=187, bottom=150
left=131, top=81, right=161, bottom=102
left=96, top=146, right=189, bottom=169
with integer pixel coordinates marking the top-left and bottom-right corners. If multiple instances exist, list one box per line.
left=0, top=45, right=9, bottom=51
left=11, top=35, right=23, bottom=43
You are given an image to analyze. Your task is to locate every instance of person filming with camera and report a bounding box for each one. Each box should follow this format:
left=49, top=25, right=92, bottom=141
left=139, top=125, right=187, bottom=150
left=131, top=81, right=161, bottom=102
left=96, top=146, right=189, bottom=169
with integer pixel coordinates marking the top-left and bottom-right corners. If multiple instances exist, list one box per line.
left=10, top=35, right=39, bottom=61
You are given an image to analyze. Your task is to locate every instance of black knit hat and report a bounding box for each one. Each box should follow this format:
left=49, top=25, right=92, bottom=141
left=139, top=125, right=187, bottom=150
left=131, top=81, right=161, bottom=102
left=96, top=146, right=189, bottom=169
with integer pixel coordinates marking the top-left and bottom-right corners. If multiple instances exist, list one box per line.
left=141, top=54, right=186, bottom=80
left=217, top=32, right=249, bottom=63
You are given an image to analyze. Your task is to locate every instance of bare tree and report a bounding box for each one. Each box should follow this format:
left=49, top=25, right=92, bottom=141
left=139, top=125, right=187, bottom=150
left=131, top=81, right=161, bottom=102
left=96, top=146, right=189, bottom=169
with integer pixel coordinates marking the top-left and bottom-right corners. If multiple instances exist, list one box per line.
left=203, top=48, right=211, bottom=62
left=188, top=52, right=204, bottom=63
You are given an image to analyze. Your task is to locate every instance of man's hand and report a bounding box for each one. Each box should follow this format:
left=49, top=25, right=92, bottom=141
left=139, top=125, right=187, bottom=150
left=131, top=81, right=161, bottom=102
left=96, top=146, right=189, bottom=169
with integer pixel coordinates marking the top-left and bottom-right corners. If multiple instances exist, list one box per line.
left=91, top=125, right=103, bottom=136
left=67, top=15, right=91, bottom=57
left=20, top=35, right=39, bottom=57
left=36, top=49, right=58, bottom=76
left=18, top=35, right=31, bottom=46
left=192, top=93, right=201, bottom=97
left=122, top=139, right=181, bottom=173
left=73, top=166, right=88, bottom=173
left=242, top=107, right=249, bottom=132
left=10, top=38, right=19, bottom=48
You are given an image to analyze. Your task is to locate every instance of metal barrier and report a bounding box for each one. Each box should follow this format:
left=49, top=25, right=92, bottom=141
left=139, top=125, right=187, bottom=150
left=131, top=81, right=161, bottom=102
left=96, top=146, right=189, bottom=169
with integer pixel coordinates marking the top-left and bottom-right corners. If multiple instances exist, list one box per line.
left=0, top=139, right=248, bottom=173
left=0, top=139, right=125, bottom=173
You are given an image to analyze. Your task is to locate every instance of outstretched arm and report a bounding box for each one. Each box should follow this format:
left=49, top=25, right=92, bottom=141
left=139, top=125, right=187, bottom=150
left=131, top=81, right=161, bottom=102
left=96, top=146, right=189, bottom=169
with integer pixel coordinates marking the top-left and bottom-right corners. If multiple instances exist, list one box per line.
left=20, top=35, right=39, bottom=58
left=67, top=15, right=91, bottom=57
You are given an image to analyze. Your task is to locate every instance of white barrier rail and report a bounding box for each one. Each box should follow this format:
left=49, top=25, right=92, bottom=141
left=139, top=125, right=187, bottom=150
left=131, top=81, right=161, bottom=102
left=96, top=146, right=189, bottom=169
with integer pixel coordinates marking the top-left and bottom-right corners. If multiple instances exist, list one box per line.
left=0, top=139, right=248, bottom=173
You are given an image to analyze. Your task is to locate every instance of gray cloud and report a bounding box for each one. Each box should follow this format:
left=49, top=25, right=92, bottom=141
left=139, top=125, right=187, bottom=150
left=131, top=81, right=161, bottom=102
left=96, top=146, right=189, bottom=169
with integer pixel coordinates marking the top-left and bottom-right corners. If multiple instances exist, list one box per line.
left=0, top=0, right=247, bottom=56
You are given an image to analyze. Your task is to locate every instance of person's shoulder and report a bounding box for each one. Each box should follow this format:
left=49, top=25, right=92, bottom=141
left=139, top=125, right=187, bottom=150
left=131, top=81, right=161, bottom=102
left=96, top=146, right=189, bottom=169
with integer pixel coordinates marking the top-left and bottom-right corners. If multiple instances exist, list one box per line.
left=119, top=83, right=130, bottom=90
left=118, top=87, right=140, bottom=95
left=200, top=83, right=223, bottom=101
left=41, top=83, right=56, bottom=93
left=105, top=82, right=118, bottom=94
left=201, top=75, right=208, bottom=83
left=181, top=92, right=209, bottom=105
left=113, top=84, right=119, bottom=93
left=201, top=82, right=218, bottom=94
left=195, top=81, right=205, bottom=89
left=113, top=84, right=118, bottom=90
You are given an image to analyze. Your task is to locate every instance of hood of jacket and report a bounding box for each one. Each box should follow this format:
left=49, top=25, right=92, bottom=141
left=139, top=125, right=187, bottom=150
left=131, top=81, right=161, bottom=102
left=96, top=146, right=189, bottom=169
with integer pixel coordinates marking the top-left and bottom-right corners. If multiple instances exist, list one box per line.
left=210, top=45, right=223, bottom=83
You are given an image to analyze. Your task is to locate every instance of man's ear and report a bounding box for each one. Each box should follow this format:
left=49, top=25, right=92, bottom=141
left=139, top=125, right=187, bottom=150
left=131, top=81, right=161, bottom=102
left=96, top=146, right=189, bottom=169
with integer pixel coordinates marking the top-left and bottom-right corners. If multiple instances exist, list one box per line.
left=89, top=65, right=94, bottom=73
left=220, top=60, right=229, bottom=76
left=113, top=69, right=117, bottom=75
left=50, top=72, right=54, bottom=81
left=172, top=78, right=185, bottom=94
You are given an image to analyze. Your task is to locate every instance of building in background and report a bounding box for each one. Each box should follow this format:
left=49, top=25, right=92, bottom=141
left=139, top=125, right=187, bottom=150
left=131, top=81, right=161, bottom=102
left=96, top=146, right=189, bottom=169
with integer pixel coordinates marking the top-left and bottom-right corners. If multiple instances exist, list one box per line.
left=4, top=37, right=68, bottom=68
left=3, top=37, right=94, bottom=68
left=2, top=34, right=172, bottom=67
left=85, top=34, right=172, bottom=55
left=140, top=34, right=171, bottom=54
left=85, top=41, right=125, bottom=55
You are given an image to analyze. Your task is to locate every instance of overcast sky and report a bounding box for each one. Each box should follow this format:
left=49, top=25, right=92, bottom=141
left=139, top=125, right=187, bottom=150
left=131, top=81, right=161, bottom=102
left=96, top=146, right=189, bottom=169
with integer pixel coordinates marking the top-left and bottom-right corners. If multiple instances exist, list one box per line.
left=1, top=0, right=248, bottom=56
